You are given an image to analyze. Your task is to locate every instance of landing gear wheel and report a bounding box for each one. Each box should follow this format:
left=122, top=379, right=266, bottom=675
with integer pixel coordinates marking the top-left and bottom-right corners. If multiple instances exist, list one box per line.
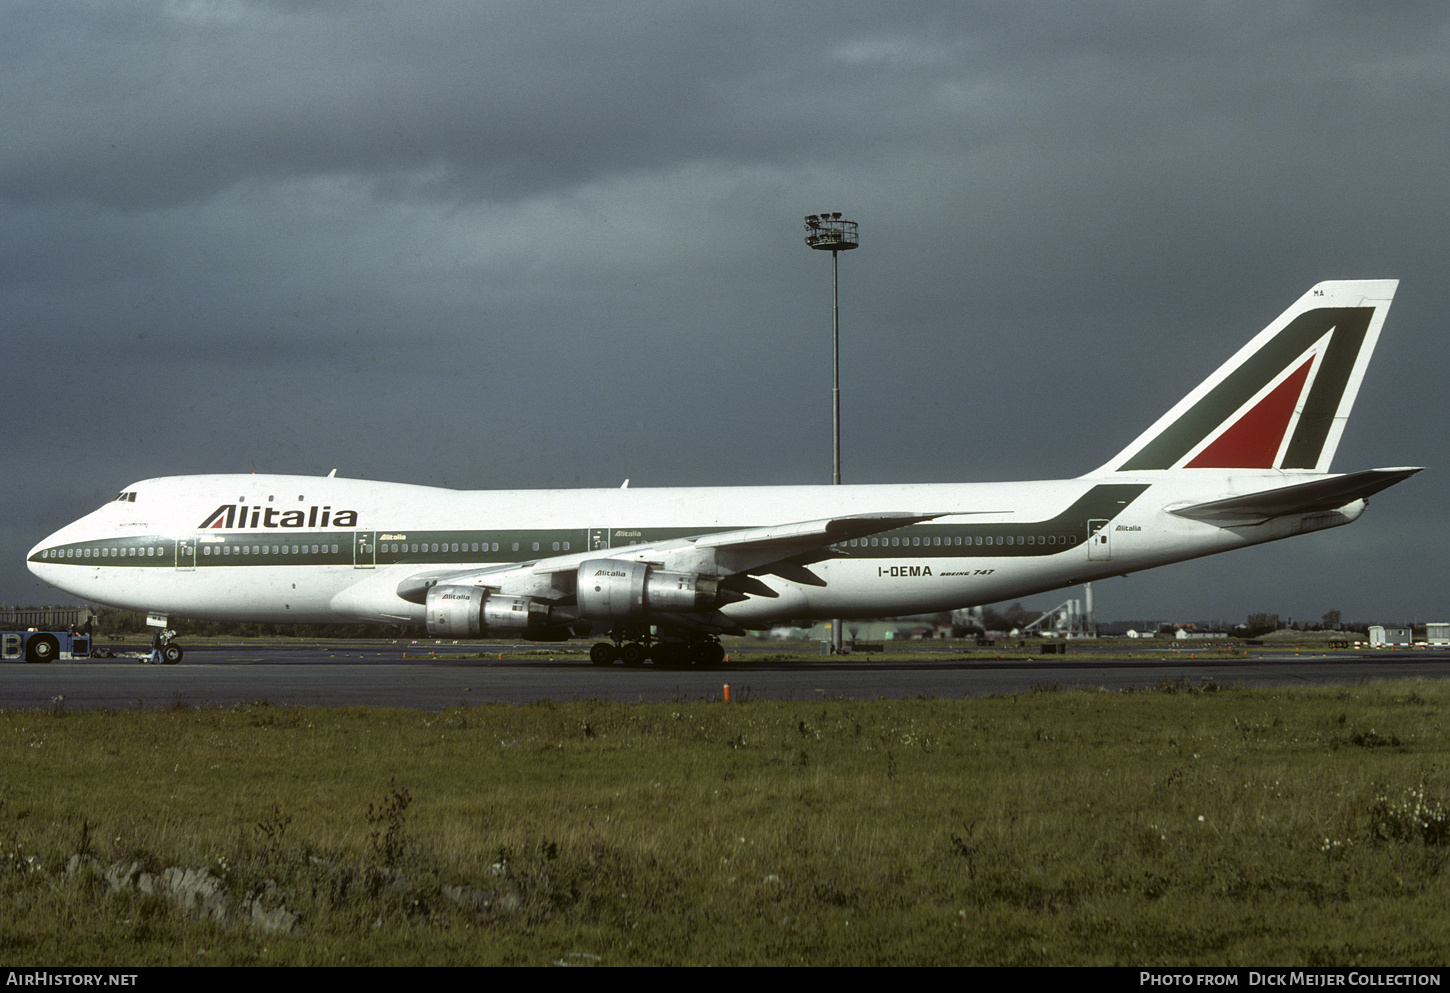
left=161, top=643, right=183, bottom=665
left=25, top=634, right=58, bottom=664
left=697, top=642, right=725, bottom=667
left=619, top=642, right=646, bottom=667
left=590, top=642, right=617, bottom=665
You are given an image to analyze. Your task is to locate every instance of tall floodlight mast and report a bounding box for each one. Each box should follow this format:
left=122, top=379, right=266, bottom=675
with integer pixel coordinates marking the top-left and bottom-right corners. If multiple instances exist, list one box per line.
left=804, top=212, right=859, bottom=653
left=803, top=213, right=859, bottom=485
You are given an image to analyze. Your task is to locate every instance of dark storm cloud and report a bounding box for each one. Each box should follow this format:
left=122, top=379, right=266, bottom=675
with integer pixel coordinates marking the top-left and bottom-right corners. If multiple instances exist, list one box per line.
left=6, top=2, right=836, bottom=208
left=11, top=3, right=1438, bottom=210
left=3, top=2, right=1446, bottom=623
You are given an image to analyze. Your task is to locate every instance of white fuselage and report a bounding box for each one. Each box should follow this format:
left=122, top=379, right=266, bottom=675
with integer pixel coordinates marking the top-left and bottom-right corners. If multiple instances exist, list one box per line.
left=25, top=282, right=1408, bottom=636
left=26, top=471, right=1357, bottom=629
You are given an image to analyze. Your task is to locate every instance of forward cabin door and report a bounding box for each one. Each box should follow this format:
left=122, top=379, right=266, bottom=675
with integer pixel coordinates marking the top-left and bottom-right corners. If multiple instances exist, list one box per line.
left=354, top=531, right=376, bottom=569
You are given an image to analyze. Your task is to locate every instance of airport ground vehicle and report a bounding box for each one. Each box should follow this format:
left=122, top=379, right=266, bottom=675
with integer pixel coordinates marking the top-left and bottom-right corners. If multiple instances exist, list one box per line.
left=0, top=607, right=95, bottom=662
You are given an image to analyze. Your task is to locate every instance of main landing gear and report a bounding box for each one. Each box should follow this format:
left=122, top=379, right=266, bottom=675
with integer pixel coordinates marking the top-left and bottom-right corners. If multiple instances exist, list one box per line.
left=588, top=641, right=649, bottom=666
left=589, top=626, right=726, bottom=668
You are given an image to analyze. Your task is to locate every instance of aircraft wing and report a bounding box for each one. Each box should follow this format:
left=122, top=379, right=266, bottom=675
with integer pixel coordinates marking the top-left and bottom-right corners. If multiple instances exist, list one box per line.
left=396, top=510, right=964, bottom=605
left=1168, top=467, right=1423, bottom=526
left=690, top=511, right=949, bottom=551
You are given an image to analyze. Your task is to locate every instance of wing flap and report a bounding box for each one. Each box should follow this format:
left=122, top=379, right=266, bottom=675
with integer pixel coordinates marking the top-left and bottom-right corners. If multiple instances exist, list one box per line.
left=691, top=512, right=952, bottom=551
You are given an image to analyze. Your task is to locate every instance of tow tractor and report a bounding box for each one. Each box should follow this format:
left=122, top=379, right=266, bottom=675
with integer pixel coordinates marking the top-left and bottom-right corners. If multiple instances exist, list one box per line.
left=1, top=607, right=97, bottom=663
left=0, top=607, right=181, bottom=663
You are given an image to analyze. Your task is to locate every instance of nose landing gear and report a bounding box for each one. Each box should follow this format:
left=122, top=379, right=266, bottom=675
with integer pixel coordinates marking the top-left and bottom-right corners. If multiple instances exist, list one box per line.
left=146, top=623, right=183, bottom=664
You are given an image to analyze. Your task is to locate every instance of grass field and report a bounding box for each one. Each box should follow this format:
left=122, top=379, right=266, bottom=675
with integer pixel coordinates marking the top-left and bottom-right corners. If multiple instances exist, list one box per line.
left=3, top=679, right=1448, bottom=965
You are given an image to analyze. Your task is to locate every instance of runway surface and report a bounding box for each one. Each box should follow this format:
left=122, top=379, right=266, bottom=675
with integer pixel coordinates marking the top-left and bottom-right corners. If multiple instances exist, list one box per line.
left=4, top=642, right=1449, bottom=710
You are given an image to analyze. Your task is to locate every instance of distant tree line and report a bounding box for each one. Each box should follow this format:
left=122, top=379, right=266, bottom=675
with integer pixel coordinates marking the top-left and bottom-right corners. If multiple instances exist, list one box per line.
left=981, top=603, right=1042, bottom=633
left=1240, top=610, right=1368, bottom=637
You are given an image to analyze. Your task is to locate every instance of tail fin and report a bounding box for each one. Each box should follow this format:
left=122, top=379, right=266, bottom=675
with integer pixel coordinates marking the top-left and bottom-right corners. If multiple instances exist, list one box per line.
left=1093, top=280, right=1398, bottom=475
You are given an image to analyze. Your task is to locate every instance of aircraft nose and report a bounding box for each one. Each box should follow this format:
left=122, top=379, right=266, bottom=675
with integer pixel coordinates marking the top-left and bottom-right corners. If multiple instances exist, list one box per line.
left=28, top=531, right=64, bottom=584
left=26, top=518, right=90, bottom=590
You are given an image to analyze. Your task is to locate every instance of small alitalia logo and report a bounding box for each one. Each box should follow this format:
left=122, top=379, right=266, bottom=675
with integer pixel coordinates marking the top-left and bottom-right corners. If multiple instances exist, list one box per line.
left=199, top=505, right=359, bottom=529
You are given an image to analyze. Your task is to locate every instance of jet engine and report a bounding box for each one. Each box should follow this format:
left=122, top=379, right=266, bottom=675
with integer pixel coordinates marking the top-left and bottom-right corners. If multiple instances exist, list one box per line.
left=575, top=559, right=721, bottom=620
left=424, top=585, right=560, bottom=638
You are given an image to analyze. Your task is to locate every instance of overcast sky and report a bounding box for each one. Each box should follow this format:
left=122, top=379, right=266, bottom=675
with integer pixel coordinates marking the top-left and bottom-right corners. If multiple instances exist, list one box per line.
left=4, top=1, right=1446, bottom=625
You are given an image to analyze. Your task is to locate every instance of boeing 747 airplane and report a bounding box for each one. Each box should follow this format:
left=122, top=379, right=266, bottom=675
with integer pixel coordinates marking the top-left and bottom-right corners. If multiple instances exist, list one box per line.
left=27, top=280, right=1419, bottom=665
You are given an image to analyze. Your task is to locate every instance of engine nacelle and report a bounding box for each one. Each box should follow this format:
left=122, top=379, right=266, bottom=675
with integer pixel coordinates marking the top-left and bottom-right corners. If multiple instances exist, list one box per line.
left=425, top=585, right=558, bottom=638
left=575, top=559, right=720, bottom=620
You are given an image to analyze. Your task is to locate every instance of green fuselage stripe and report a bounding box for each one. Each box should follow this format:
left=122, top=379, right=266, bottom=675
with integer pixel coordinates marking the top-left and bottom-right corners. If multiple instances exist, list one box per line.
left=31, top=485, right=1150, bottom=568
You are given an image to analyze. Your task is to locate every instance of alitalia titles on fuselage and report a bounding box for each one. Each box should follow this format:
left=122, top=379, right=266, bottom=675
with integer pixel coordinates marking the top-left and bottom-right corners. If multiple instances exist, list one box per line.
left=199, top=505, right=358, bottom=530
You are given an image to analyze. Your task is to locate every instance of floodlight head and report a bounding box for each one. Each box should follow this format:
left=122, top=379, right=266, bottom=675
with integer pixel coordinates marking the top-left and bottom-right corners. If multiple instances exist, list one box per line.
left=802, top=213, right=859, bottom=251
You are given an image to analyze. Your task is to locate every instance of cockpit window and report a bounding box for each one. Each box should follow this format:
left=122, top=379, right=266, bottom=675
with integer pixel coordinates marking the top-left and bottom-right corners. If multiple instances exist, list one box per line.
left=113, top=492, right=137, bottom=503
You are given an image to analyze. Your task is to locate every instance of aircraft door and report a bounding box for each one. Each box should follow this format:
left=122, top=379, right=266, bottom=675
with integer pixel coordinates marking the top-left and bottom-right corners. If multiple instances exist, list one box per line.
left=176, top=539, right=196, bottom=572
left=1087, top=519, right=1112, bottom=561
left=354, top=531, right=376, bottom=569
left=588, top=528, right=610, bottom=551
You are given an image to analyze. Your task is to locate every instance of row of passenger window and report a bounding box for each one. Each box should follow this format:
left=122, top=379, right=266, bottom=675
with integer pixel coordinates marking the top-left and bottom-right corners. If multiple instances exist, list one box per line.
left=41, top=546, right=161, bottom=560
left=202, top=544, right=339, bottom=556
left=380, top=541, right=572, bottom=554
left=48, top=539, right=576, bottom=561
left=841, top=534, right=1079, bottom=548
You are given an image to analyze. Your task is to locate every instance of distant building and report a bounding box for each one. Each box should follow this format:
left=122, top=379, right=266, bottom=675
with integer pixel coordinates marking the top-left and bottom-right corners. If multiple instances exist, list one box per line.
left=1368, top=626, right=1413, bottom=646
left=804, top=620, right=912, bottom=643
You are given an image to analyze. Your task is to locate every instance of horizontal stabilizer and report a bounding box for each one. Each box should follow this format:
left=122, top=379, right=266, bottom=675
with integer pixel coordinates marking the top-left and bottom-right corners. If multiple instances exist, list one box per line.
left=1169, top=467, right=1422, bottom=525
